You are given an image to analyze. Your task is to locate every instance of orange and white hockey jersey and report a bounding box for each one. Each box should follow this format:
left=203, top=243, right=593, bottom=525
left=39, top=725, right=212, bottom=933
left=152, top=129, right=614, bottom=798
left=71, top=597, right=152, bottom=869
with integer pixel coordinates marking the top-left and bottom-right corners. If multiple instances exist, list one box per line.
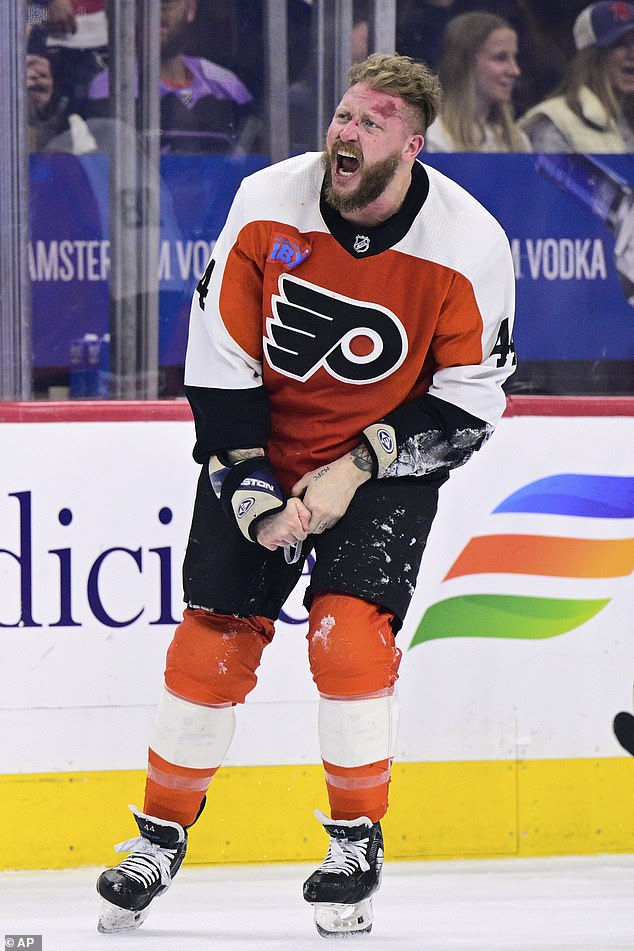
left=184, top=153, right=516, bottom=491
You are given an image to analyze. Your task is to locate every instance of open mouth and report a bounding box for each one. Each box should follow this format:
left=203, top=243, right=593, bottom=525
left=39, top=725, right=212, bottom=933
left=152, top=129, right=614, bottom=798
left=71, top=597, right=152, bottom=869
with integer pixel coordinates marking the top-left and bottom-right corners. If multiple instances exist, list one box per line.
left=335, top=148, right=361, bottom=177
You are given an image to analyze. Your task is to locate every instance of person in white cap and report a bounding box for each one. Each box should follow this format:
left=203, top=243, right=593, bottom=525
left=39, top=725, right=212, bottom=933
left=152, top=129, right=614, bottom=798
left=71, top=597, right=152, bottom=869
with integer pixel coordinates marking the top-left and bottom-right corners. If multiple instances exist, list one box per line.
left=519, top=1, right=634, bottom=151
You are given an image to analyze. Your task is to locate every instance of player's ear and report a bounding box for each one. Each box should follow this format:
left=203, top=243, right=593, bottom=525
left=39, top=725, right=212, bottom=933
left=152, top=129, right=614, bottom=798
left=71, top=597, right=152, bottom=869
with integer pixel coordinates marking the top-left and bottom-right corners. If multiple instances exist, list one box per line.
left=404, top=133, right=424, bottom=160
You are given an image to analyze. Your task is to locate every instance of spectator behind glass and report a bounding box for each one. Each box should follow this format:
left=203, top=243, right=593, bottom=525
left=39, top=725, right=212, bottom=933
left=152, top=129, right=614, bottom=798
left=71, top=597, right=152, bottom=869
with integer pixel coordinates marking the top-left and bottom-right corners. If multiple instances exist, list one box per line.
left=85, top=0, right=257, bottom=153
left=26, top=51, right=97, bottom=152
left=28, top=0, right=108, bottom=114
left=451, top=0, right=567, bottom=117
left=396, top=0, right=566, bottom=118
left=424, top=12, right=531, bottom=151
left=519, top=1, right=634, bottom=152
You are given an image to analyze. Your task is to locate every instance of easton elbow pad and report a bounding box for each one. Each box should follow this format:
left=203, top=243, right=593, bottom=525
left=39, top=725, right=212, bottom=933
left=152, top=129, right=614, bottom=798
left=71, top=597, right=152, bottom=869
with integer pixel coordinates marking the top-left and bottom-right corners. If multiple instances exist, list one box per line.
left=208, top=454, right=286, bottom=542
left=361, top=422, right=398, bottom=478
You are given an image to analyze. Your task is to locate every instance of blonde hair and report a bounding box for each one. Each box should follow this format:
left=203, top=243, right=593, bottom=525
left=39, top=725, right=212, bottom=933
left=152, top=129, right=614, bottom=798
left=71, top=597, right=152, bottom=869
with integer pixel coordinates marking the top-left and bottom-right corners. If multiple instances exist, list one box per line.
left=555, top=46, right=634, bottom=130
left=438, top=12, right=526, bottom=151
left=347, top=52, right=442, bottom=133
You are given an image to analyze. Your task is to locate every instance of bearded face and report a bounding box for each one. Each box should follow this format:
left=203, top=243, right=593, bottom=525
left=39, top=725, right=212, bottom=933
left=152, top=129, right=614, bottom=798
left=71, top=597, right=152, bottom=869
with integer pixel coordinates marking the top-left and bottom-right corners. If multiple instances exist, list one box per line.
left=160, top=0, right=194, bottom=60
left=321, top=141, right=401, bottom=215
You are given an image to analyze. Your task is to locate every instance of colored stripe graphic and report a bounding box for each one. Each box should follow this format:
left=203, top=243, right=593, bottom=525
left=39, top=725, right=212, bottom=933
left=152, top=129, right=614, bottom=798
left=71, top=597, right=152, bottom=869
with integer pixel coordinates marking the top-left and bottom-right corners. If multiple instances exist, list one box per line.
left=493, top=474, right=634, bottom=519
left=409, top=473, right=634, bottom=650
left=445, top=535, right=634, bottom=580
left=410, top=595, right=609, bottom=647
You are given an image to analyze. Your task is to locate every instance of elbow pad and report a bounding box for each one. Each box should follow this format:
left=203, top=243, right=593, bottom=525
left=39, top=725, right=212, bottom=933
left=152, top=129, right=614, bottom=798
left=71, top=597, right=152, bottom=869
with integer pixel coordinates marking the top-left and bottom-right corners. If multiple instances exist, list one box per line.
left=208, top=454, right=286, bottom=542
left=361, top=423, right=398, bottom=478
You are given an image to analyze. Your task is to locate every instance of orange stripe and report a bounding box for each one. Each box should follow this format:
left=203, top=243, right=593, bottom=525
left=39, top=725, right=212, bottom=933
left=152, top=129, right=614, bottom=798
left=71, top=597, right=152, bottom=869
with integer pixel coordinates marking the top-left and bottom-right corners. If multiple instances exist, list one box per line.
left=322, top=759, right=392, bottom=823
left=445, top=535, right=634, bottom=580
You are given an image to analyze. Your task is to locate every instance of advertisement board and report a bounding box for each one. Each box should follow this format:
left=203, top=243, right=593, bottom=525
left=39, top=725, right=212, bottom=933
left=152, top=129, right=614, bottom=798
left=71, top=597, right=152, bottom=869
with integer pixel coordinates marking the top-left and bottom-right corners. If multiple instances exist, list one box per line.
left=29, top=153, right=634, bottom=377
left=1, top=402, right=633, bottom=866
left=1, top=408, right=633, bottom=773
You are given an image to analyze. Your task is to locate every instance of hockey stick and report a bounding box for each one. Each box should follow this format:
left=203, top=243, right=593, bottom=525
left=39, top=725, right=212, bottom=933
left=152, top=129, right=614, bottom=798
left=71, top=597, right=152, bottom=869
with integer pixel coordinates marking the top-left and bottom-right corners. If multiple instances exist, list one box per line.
left=613, top=711, right=634, bottom=757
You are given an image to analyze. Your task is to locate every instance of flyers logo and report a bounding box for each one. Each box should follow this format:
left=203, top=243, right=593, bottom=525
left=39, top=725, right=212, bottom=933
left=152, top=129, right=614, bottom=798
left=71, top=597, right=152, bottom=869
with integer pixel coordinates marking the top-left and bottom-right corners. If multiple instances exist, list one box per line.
left=264, top=275, right=408, bottom=384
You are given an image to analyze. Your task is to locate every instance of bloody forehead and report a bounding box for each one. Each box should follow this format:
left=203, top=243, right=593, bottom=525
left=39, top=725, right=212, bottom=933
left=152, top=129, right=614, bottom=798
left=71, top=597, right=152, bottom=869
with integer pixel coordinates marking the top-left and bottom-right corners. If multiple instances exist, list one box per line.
left=342, top=84, right=406, bottom=121
left=370, top=97, right=401, bottom=120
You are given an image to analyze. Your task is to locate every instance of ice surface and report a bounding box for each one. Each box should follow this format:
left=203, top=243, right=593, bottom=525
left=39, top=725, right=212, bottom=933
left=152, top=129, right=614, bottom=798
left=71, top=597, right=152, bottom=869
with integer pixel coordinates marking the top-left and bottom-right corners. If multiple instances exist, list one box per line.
left=3, top=854, right=634, bottom=950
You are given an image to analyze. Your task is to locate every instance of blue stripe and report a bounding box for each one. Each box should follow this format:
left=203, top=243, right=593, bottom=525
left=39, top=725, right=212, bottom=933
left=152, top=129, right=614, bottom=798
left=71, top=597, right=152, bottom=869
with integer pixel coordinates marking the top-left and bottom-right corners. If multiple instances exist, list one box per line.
left=493, top=474, right=634, bottom=519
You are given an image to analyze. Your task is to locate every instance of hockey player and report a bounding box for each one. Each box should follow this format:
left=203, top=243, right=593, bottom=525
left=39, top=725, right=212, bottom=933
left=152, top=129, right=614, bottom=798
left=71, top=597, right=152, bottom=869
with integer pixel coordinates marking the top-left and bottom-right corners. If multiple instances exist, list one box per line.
left=97, top=52, right=517, bottom=937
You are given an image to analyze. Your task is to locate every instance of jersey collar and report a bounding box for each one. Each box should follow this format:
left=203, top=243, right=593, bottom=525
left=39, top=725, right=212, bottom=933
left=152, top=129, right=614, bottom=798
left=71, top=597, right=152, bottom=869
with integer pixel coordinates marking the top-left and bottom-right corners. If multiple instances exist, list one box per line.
left=319, top=160, right=429, bottom=258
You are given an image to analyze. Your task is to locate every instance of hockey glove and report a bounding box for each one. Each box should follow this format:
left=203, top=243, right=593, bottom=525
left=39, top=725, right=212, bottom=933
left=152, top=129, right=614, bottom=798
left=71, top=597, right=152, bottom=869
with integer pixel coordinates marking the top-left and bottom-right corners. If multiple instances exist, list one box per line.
left=208, top=454, right=286, bottom=542
left=361, top=422, right=398, bottom=478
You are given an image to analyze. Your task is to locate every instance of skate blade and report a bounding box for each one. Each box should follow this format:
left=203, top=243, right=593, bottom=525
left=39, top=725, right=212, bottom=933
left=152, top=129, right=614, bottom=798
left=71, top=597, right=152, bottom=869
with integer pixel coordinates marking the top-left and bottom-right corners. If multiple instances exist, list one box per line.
left=313, top=898, right=373, bottom=937
left=97, top=897, right=150, bottom=933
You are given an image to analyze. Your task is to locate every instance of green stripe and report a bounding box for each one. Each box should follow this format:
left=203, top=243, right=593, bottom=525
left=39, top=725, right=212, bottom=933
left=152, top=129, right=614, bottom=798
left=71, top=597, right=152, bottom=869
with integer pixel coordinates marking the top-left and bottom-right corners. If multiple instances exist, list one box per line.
left=410, top=594, right=610, bottom=648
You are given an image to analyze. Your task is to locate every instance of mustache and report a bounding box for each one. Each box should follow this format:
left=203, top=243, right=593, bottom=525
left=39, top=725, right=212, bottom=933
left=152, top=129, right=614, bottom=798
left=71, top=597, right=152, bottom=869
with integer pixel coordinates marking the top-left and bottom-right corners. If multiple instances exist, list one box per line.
left=330, top=140, right=363, bottom=162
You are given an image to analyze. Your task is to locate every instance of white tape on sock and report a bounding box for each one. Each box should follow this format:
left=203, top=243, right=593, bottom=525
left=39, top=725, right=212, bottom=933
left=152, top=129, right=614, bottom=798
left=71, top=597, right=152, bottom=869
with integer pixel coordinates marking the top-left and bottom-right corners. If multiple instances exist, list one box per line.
left=149, top=686, right=236, bottom=769
left=318, top=692, right=399, bottom=768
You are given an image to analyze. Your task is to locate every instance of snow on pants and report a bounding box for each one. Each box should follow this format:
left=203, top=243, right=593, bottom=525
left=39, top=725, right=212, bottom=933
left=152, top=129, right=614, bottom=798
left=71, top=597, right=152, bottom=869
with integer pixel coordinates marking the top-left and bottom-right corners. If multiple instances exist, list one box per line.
left=143, top=469, right=444, bottom=827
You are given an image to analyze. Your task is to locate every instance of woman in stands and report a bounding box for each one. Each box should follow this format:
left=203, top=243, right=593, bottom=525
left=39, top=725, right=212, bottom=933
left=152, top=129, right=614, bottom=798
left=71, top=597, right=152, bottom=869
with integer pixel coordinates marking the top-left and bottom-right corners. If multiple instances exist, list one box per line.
left=519, top=1, right=634, bottom=152
left=424, top=11, right=531, bottom=152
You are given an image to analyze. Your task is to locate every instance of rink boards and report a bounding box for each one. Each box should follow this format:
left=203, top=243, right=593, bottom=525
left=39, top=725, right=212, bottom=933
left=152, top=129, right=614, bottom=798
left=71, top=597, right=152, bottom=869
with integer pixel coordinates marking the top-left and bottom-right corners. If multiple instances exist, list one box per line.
left=0, top=398, right=633, bottom=869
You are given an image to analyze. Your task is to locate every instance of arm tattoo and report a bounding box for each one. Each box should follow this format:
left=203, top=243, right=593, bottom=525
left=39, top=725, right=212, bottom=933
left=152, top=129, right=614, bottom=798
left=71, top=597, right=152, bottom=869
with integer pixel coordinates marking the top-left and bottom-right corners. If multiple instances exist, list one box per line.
left=350, top=443, right=373, bottom=473
left=225, top=448, right=265, bottom=464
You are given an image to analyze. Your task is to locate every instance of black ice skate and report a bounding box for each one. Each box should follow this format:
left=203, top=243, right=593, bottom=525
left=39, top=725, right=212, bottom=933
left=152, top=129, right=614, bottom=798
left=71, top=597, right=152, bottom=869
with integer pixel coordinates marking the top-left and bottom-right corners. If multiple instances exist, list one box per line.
left=96, top=805, right=187, bottom=933
left=303, top=810, right=384, bottom=938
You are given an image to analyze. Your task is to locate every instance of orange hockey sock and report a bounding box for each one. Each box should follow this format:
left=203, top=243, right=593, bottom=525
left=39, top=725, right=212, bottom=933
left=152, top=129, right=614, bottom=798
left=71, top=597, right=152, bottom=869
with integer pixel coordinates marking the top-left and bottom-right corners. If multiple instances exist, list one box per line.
left=144, top=748, right=218, bottom=828
left=142, top=608, right=275, bottom=826
left=321, top=757, right=392, bottom=823
left=307, top=593, right=401, bottom=823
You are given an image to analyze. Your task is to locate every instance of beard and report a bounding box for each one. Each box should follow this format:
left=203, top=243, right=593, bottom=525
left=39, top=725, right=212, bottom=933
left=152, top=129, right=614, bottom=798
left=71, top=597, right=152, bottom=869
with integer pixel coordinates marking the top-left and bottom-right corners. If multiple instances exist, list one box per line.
left=160, top=22, right=190, bottom=61
left=321, top=144, right=401, bottom=215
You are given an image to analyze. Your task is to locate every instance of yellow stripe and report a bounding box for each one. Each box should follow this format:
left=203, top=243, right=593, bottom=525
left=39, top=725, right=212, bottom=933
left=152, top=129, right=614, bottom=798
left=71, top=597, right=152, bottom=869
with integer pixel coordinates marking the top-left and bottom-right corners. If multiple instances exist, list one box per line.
left=2, top=758, right=634, bottom=870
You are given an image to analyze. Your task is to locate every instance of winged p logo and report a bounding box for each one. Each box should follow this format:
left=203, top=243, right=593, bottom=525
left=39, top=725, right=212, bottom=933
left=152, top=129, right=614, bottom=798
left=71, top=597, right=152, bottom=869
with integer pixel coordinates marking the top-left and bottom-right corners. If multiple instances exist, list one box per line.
left=264, top=274, right=408, bottom=384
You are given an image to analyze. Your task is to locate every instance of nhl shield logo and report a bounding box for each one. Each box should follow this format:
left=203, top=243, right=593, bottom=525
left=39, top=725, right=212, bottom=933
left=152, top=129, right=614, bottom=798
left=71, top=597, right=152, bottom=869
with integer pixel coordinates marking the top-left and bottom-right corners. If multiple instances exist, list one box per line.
left=353, top=234, right=370, bottom=254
